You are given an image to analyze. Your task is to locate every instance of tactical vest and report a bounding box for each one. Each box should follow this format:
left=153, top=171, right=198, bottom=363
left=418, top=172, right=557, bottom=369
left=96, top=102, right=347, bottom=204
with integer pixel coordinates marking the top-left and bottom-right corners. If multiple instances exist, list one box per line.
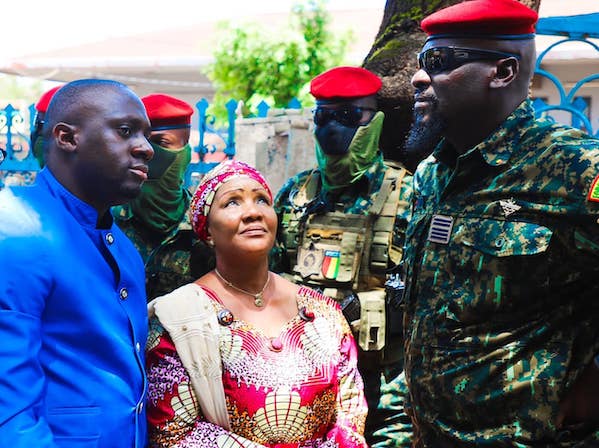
left=282, top=164, right=409, bottom=352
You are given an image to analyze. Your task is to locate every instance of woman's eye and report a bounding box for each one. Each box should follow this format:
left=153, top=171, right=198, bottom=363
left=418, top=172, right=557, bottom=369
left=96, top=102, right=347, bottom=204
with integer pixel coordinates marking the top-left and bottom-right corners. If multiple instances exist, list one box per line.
left=257, top=196, right=270, bottom=205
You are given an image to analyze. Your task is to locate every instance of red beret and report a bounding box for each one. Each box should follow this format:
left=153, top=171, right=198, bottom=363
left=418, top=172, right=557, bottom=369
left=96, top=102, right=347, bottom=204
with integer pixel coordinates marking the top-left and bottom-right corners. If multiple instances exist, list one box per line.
left=142, top=93, right=193, bottom=130
left=35, top=85, right=62, bottom=113
left=310, top=66, right=382, bottom=101
left=421, top=0, right=538, bottom=39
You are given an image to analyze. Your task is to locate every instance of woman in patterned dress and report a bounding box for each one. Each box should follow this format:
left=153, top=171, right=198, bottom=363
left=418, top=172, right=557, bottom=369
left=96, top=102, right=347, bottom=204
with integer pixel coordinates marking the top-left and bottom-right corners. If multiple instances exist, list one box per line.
left=146, top=160, right=368, bottom=448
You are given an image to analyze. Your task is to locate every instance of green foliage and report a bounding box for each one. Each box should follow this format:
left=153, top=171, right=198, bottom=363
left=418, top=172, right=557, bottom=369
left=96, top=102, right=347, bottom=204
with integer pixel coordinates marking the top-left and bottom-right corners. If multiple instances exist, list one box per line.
left=0, top=75, right=45, bottom=106
left=205, top=0, right=352, bottom=123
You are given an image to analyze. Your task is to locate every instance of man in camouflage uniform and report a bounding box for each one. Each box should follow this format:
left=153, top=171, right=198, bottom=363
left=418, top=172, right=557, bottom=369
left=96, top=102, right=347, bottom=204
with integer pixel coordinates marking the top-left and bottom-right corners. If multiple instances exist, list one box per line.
left=114, top=93, right=213, bottom=300
left=401, top=0, right=599, bottom=445
left=30, top=85, right=62, bottom=168
left=272, top=66, right=413, bottom=446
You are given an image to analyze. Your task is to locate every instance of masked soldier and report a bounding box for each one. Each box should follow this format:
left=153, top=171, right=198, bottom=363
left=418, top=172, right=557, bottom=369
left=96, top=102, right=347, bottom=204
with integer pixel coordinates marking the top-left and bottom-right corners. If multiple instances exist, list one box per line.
left=30, top=85, right=62, bottom=168
left=114, top=93, right=214, bottom=300
left=272, top=66, right=413, bottom=446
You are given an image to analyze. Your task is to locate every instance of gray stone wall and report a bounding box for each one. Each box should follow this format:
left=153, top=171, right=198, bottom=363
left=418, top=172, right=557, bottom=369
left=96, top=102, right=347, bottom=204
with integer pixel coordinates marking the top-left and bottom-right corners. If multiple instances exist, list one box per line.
left=234, top=108, right=317, bottom=194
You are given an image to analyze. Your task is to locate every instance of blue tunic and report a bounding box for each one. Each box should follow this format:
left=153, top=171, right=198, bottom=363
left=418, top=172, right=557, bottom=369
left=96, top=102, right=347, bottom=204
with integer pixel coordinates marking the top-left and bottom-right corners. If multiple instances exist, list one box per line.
left=0, top=168, right=148, bottom=447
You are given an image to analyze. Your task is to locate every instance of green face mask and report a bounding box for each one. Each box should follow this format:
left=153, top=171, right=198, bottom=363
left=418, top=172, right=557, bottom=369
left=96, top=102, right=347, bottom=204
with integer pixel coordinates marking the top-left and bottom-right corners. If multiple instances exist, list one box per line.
left=315, top=111, right=384, bottom=193
left=147, top=142, right=180, bottom=179
left=129, top=143, right=192, bottom=234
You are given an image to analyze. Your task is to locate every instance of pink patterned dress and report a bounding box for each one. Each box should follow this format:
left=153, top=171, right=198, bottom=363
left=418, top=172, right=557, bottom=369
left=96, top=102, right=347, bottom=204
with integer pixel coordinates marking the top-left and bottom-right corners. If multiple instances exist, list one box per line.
left=146, top=286, right=369, bottom=448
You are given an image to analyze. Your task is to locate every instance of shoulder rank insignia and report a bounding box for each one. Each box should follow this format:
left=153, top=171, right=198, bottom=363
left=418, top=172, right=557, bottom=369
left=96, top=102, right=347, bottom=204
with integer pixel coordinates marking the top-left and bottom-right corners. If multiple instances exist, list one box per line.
left=428, top=214, right=454, bottom=244
left=499, top=198, right=521, bottom=217
left=588, top=175, right=599, bottom=203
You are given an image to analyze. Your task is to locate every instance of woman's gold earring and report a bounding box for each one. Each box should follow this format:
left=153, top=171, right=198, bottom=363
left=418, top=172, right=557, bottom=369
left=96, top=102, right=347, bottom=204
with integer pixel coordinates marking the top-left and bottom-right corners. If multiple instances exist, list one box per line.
left=207, top=240, right=215, bottom=248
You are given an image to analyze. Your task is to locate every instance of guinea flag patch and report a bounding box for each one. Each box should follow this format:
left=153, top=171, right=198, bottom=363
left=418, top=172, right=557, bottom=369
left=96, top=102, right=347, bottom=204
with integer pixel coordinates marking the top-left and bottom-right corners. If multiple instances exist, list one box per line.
left=321, top=250, right=340, bottom=279
left=588, top=175, right=599, bottom=203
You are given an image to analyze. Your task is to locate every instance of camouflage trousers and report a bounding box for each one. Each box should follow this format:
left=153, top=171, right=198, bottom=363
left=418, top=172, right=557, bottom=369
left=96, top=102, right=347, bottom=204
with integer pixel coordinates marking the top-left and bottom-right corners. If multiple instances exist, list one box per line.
left=361, top=360, right=412, bottom=447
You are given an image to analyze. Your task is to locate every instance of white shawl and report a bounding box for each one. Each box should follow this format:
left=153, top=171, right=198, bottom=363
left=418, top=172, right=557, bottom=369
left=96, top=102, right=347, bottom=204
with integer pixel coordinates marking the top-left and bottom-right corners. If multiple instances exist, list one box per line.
left=148, top=283, right=231, bottom=430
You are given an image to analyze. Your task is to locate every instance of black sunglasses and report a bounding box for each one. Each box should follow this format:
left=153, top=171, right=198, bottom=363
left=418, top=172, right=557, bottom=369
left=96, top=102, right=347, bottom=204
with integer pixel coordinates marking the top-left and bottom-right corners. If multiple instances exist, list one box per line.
left=313, top=106, right=376, bottom=127
left=418, top=46, right=521, bottom=75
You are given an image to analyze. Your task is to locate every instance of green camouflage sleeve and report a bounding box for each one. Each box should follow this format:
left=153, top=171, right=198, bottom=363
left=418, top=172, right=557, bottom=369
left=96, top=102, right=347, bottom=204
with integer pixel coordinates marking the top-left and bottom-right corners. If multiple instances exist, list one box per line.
left=370, top=371, right=412, bottom=448
left=269, top=174, right=300, bottom=273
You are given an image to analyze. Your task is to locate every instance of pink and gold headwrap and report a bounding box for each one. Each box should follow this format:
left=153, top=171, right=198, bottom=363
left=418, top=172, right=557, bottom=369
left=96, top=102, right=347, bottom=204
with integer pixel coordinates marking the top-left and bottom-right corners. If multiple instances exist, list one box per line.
left=189, top=159, right=273, bottom=241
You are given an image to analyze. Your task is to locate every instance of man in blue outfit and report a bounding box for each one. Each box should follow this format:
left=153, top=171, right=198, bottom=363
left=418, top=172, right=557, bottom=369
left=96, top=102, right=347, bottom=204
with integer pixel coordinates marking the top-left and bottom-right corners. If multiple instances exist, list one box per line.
left=0, top=79, right=153, bottom=447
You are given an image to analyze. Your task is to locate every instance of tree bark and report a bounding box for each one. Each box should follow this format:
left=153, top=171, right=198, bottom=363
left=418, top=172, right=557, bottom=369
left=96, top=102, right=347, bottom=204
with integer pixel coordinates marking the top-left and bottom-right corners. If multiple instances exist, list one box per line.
left=363, top=0, right=541, bottom=170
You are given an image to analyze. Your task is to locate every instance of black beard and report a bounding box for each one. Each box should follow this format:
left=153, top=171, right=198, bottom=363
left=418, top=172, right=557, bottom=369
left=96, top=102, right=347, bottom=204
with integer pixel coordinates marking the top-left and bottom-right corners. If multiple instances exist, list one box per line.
left=405, top=103, right=445, bottom=164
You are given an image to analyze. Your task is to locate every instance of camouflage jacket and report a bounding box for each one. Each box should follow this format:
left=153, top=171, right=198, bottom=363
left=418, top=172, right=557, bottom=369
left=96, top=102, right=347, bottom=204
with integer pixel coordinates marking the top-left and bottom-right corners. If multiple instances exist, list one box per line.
left=272, top=158, right=413, bottom=286
left=114, top=197, right=214, bottom=301
left=403, top=99, right=599, bottom=446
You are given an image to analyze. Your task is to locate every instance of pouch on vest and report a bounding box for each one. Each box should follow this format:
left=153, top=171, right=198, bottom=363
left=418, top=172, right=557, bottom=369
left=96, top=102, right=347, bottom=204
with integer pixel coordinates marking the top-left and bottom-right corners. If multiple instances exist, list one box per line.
left=357, top=289, right=386, bottom=351
left=294, top=212, right=368, bottom=289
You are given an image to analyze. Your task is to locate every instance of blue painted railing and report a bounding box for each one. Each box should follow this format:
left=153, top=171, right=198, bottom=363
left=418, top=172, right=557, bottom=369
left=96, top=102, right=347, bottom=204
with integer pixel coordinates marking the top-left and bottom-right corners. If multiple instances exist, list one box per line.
left=533, top=13, right=599, bottom=137
left=0, top=104, right=39, bottom=172
left=0, top=98, right=241, bottom=188
left=532, top=37, right=599, bottom=137
left=184, top=98, right=238, bottom=188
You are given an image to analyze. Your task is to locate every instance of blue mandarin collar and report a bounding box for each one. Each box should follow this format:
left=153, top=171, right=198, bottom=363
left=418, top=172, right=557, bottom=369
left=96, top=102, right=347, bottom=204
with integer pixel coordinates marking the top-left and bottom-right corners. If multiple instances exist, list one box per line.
left=37, top=168, right=113, bottom=229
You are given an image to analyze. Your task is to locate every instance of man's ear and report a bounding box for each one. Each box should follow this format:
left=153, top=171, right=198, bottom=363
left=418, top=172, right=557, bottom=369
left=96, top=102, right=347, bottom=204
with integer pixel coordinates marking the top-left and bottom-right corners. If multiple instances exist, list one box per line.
left=490, top=58, right=519, bottom=89
left=53, top=122, right=78, bottom=153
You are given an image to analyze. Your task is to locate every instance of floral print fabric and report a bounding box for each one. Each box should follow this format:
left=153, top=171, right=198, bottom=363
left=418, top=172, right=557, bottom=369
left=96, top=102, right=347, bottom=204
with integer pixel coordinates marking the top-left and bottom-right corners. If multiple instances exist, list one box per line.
left=147, top=286, right=368, bottom=448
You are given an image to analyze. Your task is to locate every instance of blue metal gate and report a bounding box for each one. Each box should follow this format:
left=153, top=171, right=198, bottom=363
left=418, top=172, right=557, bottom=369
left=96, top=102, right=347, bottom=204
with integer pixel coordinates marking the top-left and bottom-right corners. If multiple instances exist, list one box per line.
left=533, top=12, right=599, bottom=138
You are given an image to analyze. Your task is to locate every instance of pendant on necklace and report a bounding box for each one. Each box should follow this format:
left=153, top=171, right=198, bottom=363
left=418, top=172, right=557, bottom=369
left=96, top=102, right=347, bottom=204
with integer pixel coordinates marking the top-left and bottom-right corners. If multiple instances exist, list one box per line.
left=254, top=293, right=265, bottom=307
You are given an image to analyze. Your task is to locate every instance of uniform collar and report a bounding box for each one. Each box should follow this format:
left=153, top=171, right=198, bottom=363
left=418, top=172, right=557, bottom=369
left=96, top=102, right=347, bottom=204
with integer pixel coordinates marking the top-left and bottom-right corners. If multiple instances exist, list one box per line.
left=38, top=168, right=113, bottom=229
left=434, top=99, right=535, bottom=167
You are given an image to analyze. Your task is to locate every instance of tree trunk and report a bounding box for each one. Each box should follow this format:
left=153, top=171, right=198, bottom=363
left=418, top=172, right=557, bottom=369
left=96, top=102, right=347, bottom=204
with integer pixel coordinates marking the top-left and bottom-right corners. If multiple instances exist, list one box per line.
left=363, top=0, right=541, bottom=170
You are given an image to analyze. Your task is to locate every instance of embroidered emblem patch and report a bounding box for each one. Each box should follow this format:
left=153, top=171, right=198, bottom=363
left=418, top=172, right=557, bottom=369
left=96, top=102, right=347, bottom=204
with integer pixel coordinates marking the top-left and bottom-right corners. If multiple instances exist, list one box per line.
left=428, top=214, right=454, bottom=244
left=588, top=175, right=599, bottom=203
left=321, top=250, right=340, bottom=279
left=296, top=246, right=324, bottom=278
left=499, top=198, right=521, bottom=217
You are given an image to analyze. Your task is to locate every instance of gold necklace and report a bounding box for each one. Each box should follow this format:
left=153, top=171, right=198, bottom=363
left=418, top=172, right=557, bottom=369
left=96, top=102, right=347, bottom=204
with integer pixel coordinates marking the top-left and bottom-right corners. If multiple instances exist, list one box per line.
left=214, top=268, right=270, bottom=307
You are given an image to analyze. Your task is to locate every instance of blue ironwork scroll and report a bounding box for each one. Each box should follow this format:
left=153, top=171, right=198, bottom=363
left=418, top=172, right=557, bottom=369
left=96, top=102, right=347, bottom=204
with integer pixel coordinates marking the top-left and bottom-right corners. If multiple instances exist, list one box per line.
left=533, top=13, right=599, bottom=137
